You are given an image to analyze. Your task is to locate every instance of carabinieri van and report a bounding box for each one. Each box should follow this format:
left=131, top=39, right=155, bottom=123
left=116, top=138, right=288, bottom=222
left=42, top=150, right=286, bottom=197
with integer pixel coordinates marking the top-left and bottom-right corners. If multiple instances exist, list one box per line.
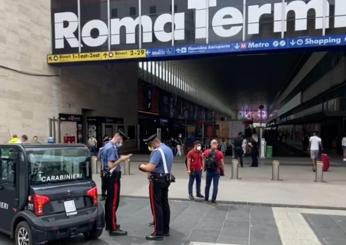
left=0, top=144, right=104, bottom=245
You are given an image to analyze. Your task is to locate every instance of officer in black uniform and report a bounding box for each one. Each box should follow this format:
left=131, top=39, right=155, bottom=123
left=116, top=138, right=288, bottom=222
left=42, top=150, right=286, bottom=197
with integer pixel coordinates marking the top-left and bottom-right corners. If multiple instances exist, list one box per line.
left=139, top=134, right=174, bottom=241
left=102, top=131, right=132, bottom=236
left=98, top=136, right=110, bottom=200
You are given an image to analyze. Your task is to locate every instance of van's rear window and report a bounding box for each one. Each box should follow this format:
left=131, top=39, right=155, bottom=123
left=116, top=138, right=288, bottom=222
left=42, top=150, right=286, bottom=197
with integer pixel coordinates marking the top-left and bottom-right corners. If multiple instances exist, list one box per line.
left=28, top=148, right=91, bottom=185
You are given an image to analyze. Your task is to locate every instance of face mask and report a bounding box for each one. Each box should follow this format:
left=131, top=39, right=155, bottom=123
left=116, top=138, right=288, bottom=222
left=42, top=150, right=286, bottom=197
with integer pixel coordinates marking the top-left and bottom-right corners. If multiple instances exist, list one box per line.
left=197, top=146, right=202, bottom=151
left=148, top=146, right=154, bottom=152
left=116, top=142, right=123, bottom=148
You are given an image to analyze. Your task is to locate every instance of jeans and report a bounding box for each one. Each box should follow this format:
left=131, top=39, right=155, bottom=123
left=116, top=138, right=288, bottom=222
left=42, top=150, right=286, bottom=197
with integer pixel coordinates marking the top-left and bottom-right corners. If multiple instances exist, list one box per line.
left=251, top=149, right=259, bottom=167
left=188, top=171, right=202, bottom=196
left=235, top=148, right=244, bottom=167
left=205, top=171, right=220, bottom=202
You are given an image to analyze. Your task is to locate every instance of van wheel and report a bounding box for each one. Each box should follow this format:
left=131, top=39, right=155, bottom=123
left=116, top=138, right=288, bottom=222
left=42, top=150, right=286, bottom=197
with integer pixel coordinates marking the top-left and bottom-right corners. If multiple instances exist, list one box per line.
left=15, top=221, right=32, bottom=245
left=83, top=228, right=103, bottom=240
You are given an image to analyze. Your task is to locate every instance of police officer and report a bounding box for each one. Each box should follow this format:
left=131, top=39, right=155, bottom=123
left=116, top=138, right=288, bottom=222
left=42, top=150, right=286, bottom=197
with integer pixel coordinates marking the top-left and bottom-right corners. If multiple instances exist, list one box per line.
left=98, top=136, right=110, bottom=200
left=103, top=131, right=132, bottom=236
left=139, top=134, right=174, bottom=241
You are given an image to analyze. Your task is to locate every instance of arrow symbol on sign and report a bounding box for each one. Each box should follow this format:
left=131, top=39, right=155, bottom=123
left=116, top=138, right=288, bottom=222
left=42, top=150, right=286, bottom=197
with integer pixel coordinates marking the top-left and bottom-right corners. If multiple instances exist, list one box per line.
left=234, top=43, right=240, bottom=49
left=290, top=40, right=296, bottom=46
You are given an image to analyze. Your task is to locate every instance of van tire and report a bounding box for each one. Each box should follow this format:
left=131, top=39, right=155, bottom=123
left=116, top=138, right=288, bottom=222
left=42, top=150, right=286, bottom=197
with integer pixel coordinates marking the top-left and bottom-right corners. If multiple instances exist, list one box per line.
left=83, top=228, right=103, bottom=240
left=15, top=221, right=33, bottom=245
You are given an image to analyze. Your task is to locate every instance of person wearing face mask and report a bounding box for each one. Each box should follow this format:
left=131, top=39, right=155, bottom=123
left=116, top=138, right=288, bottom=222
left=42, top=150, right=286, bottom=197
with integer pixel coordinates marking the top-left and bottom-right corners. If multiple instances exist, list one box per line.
left=187, top=140, right=204, bottom=200
left=203, top=139, right=225, bottom=204
left=102, top=131, right=132, bottom=236
left=139, top=134, right=174, bottom=241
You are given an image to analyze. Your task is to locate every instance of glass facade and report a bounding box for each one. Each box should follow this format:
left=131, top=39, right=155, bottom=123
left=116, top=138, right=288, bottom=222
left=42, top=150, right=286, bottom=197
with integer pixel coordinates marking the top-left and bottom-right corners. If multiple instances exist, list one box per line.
left=139, top=61, right=195, bottom=96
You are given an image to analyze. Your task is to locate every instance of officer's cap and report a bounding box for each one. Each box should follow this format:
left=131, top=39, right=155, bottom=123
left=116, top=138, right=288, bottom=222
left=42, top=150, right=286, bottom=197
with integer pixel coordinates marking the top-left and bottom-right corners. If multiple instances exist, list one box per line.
left=116, top=130, right=129, bottom=141
left=143, top=134, right=158, bottom=144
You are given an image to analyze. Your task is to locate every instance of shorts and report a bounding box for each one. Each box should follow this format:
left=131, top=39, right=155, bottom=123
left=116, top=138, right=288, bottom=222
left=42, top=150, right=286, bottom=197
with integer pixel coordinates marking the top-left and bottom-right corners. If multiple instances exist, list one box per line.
left=310, top=150, right=319, bottom=160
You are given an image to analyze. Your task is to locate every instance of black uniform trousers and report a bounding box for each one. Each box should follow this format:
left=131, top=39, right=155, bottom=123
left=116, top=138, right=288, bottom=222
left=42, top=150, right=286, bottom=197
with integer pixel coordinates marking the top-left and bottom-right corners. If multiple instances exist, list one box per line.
left=149, top=177, right=171, bottom=235
left=101, top=170, right=108, bottom=197
left=105, top=171, right=121, bottom=231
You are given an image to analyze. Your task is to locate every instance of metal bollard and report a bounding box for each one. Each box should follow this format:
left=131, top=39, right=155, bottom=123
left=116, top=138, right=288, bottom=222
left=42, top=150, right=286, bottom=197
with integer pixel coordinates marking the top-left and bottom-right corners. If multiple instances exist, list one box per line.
left=231, top=159, right=240, bottom=180
left=123, top=159, right=131, bottom=175
left=272, top=160, right=281, bottom=181
left=314, top=161, right=324, bottom=182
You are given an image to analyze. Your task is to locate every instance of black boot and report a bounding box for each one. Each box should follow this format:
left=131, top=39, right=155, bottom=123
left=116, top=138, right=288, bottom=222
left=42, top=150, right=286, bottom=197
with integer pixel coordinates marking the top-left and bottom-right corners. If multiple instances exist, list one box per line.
left=145, top=232, right=164, bottom=240
left=109, top=229, right=127, bottom=236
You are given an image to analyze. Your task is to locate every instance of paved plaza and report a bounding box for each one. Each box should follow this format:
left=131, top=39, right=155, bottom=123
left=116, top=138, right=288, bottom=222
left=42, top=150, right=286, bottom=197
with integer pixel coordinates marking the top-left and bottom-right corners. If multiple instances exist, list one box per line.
left=1, top=156, right=346, bottom=245
left=93, top=155, right=346, bottom=209
left=1, top=197, right=346, bottom=245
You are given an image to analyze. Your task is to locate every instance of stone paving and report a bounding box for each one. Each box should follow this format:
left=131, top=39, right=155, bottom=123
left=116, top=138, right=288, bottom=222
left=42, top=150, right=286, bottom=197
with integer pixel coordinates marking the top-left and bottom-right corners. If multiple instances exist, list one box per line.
left=1, top=197, right=345, bottom=245
left=93, top=156, right=346, bottom=209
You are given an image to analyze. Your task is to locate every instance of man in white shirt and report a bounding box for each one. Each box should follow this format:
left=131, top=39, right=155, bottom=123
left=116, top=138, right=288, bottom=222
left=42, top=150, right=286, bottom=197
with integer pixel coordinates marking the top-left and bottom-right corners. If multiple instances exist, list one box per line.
left=342, top=136, right=346, bottom=161
left=309, top=131, right=322, bottom=172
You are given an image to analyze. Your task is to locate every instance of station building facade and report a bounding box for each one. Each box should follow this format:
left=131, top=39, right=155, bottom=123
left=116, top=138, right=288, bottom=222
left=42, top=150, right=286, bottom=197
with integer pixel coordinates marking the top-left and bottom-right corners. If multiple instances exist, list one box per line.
left=0, top=0, right=139, bottom=148
left=1, top=0, right=346, bottom=153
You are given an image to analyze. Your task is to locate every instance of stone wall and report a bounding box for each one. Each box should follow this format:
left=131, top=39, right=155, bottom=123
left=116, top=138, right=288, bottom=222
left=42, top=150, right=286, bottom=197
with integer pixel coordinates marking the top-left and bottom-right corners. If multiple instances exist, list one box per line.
left=0, top=0, right=138, bottom=144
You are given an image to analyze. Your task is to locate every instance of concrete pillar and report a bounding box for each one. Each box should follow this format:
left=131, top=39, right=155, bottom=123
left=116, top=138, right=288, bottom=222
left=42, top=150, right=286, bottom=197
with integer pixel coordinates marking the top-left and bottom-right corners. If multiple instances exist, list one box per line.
left=272, top=160, right=280, bottom=181
left=123, top=159, right=131, bottom=175
left=315, top=161, right=324, bottom=182
left=231, top=159, right=240, bottom=180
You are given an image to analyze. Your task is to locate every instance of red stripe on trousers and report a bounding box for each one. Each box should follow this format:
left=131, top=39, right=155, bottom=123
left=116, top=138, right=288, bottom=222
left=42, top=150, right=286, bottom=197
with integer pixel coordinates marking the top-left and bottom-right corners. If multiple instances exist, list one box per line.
left=149, top=182, right=157, bottom=233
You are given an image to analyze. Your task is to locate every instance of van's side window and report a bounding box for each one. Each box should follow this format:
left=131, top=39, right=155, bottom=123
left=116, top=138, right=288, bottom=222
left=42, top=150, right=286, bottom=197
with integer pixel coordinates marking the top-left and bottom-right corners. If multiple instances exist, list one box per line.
left=0, top=148, right=17, bottom=186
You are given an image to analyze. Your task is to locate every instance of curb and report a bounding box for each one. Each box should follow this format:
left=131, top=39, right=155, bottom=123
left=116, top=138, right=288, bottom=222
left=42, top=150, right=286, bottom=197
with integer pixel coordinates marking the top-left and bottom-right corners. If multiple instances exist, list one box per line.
left=120, top=195, right=346, bottom=211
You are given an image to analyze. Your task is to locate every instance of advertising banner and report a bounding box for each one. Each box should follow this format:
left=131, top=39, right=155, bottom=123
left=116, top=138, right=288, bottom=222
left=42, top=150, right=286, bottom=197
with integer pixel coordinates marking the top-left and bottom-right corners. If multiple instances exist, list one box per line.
left=49, top=0, right=346, bottom=64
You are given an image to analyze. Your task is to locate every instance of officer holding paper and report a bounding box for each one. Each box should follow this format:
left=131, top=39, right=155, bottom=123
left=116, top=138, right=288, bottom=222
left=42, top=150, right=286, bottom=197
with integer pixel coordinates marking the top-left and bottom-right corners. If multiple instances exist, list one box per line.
left=139, top=134, right=174, bottom=241
left=103, top=131, right=132, bottom=236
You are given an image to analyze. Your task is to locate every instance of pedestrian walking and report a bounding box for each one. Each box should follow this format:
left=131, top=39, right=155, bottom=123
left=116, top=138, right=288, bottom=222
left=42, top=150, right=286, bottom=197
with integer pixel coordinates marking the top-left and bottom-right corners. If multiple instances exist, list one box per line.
left=342, top=135, right=346, bottom=161
left=220, top=138, right=227, bottom=155
left=176, top=133, right=184, bottom=157
left=87, top=135, right=98, bottom=156
left=102, top=131, right=132, bottom=236
left=234, top=133, right=244, bottom=167
left=139, top=134, right=174, bottom=240
left=32, top=136, right=40, bottom=144
left=309, top=131, right=322, bottom=172
left=248, top=133, right=259, bottom=167
left=8, top=134, right=21, bottom=144
left=21, top=134, right=28, bottom=144
left=203, top=139, right=225, bottom=204
left=187, top=140, right=204, bottom=200
left=169, top=137, right=178, bottom=156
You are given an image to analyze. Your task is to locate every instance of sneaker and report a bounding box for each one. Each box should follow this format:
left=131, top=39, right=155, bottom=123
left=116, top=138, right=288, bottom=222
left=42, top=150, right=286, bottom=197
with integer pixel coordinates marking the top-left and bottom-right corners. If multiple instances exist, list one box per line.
left=189, top=195, right=194, bottom=201
left=196, top=194, right=204, bottom=198
left=343, top=158, right=346, bottom=162
left=109, top=229, right=127, bottom=236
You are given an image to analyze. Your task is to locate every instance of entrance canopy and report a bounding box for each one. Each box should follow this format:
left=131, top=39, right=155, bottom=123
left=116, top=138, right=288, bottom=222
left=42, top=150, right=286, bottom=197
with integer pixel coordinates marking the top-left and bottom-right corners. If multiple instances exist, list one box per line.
left=48, top=0, right=346, bottom=64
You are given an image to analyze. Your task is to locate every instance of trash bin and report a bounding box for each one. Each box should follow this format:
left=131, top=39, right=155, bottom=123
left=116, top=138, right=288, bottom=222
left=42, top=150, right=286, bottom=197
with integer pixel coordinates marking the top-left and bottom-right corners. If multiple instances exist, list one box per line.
left=266, top=146, right=273, bottom=159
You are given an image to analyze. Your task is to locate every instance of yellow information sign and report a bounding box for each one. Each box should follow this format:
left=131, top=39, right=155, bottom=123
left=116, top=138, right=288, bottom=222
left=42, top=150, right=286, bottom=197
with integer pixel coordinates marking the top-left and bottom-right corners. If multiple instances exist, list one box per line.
left=47, top=49, right=147, bottom=64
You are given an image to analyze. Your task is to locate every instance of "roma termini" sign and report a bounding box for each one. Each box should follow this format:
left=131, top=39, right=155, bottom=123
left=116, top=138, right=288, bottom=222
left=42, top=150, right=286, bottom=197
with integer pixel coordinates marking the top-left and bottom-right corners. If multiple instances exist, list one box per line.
left=49, top=0, right=346, bottom=63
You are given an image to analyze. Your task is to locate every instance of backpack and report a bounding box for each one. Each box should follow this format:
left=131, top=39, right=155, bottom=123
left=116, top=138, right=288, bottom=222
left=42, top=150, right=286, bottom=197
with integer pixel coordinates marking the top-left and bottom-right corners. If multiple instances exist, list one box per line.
left=205, top=150, right=218, bottom=171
